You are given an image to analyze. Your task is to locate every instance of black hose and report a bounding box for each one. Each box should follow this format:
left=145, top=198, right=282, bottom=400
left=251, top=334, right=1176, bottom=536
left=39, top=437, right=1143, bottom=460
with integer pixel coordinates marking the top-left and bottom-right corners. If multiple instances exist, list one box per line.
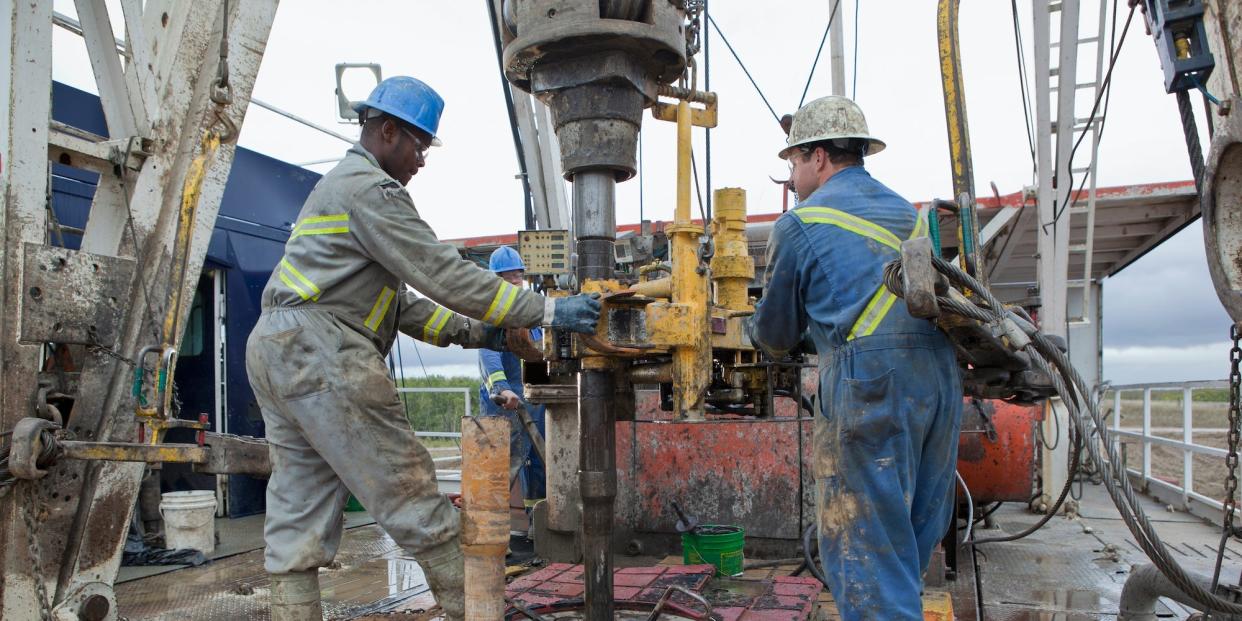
left=801, top=522, right=830, bottom=588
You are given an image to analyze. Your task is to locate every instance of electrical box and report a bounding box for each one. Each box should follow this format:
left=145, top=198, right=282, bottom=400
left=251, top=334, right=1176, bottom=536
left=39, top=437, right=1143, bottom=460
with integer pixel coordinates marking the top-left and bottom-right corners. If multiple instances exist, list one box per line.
left=518, top=230, right=571, bottom=274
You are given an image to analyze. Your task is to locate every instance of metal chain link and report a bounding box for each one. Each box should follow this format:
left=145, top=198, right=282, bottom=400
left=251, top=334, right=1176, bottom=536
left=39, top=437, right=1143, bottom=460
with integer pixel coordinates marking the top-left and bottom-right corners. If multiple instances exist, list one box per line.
left=682, top=0, right=705, bottom=59
left=21, top=482, right=53, bottom=621
left=1224, top=323, right=1240, bottom=531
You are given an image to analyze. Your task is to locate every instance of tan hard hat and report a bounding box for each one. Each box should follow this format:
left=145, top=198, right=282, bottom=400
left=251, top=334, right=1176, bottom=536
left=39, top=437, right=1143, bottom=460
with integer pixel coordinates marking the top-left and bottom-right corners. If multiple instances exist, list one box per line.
left=778, top=96, right=886, bottom=159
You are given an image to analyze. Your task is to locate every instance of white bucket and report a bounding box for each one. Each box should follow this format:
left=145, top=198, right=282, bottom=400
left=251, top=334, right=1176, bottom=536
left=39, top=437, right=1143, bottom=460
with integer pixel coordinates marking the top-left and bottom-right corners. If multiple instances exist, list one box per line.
left=160, top=490, right=217, bottom=555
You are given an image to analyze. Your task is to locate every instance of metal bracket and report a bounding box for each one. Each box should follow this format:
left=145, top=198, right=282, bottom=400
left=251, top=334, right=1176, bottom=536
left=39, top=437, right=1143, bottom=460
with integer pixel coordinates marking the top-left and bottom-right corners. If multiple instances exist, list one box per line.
left=9, top=417, right=61, bottom=480
left=20, top=244, right=135, bottom=345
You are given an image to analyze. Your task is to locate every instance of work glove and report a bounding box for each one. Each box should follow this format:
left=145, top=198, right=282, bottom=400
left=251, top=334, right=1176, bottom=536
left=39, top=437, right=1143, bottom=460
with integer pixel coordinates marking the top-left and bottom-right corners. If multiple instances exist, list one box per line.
left=550, top=293, right=602, bottom=334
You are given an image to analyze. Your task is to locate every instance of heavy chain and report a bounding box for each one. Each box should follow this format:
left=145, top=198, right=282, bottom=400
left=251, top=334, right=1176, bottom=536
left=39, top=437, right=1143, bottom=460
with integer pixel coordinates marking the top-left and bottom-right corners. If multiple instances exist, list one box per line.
left=21, top=482, right=53, bottom=621
left=1225, top=323, right=1241, bottom=533
left=682, top=0, right=705, bottom=59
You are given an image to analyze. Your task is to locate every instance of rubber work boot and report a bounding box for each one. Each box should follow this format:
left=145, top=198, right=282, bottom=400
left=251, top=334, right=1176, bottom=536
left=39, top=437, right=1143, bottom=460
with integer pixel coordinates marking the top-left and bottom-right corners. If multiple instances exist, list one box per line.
left=419, top=540, right=465, bottom=621
left=269, top=570, right=323, bottom=621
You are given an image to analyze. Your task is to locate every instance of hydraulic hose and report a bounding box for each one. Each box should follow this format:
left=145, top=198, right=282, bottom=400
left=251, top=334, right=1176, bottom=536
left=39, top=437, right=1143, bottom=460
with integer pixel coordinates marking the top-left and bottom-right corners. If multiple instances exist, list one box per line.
left=884, top=254, right=1242, bottom=616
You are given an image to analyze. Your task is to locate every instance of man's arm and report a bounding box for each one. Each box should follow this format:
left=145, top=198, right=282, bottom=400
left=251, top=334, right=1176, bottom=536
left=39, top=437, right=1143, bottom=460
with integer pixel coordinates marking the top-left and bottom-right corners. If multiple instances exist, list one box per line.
left=396, top=288, right=497, bottom=348
left=749, top=216, right=809, bottom=358
left=479, top=348, right=519, bottom=409
left=352, top=182, right=553, bottom=328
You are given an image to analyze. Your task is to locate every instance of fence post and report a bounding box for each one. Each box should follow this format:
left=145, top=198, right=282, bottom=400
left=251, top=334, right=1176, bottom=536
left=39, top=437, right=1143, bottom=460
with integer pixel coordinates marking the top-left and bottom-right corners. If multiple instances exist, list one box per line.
left=1183, top=387, right=1194, bottom=509
left=1142, top=388, right=1152, bottom=491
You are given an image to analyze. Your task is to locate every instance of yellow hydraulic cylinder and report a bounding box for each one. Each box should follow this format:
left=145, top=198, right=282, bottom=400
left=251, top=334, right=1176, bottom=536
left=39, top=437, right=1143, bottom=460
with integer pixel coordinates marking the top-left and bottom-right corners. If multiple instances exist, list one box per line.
left=710, top=188, right=755, bottom=311
left=461, top=415, right=508, bottom=620
left=666, top=99, right=711, bottom=419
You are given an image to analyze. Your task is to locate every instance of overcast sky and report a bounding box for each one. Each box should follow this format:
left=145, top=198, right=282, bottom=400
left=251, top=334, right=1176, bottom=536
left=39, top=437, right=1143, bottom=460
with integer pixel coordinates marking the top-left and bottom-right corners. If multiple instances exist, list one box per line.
left=50, top=1, right=1235, bottom=385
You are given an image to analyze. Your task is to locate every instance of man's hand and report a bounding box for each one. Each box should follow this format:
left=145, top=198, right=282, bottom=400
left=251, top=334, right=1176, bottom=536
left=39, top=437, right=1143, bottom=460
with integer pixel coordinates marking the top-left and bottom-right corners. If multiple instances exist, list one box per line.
left=447, top=493, right=463, bottom=509
left=550, top=293, right=602, bottom=334
left=498, top=389, right=521, bottom=410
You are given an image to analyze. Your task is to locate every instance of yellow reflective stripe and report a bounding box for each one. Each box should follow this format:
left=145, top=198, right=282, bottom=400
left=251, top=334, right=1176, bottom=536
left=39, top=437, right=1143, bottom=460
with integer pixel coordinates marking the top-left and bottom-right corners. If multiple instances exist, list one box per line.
left=279, top=258, right=321, bottom=301
left=422, top=306, right=453, bottom=343
left=794, top=207, right=901, bottom=251
left=291, top=226, right=350, bottom=239
left=278, top=272, right=311, bottom=301
left=911, top=206, right=928, bottom=239
left=844, top=207, right=928, bottom=341
left=483, top=283, right=519, bottom=324
left=848, top=285, right=899, bottom=341
left=486, top=370, right=507, bottom=388
left=364, top=286, right=396, bottom=331
left=291, top=214, right=350, bottom=239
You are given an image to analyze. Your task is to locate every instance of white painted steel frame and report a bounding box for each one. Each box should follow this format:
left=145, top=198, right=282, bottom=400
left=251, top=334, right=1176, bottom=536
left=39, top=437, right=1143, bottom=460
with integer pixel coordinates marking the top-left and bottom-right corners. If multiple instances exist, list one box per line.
left=1109, top=381, right=1232, bottom=525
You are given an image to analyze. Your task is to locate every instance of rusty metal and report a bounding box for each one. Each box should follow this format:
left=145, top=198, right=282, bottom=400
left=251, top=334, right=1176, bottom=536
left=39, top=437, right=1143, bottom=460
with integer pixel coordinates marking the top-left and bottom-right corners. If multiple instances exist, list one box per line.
left=462, top=416, right=509, bottom=619
left=956, top=400, right=1038, bottom=503
left=644, top=586, right=711, bottom=621
left=505, top=328, right=545, bottom=362
left=196, top=433, right=271, bottom=477
left=524, top=384, right=578, bottom=404
left=19, top=245, right=135, bottom=345
left=9, top=418, right=61, bottom=481
left=1202, top=107, right=1242, bottom=323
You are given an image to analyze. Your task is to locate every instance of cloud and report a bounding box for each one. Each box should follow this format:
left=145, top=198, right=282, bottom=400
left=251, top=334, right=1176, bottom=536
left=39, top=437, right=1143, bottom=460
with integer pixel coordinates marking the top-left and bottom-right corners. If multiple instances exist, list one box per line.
left=1102, top=224, right=1233, bottom=348
left=1103, top=340, right=1233, bottom=385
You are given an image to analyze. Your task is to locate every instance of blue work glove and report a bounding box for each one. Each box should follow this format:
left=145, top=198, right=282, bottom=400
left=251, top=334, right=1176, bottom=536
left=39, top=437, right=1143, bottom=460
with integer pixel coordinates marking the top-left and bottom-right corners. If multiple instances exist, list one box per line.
left=551, top=293, right=602, bottom=334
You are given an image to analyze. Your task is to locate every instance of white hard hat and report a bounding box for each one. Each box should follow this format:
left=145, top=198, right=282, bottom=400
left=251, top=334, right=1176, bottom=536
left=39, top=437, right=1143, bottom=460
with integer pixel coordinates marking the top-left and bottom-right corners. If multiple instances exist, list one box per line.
left=778, top=96, right=886, bottom=160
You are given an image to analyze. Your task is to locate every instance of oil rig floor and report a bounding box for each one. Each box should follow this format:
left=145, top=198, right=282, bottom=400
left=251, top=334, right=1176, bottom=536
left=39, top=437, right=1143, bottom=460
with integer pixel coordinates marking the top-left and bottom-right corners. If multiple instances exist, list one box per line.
left=114, top=482, right=1240, bottom=620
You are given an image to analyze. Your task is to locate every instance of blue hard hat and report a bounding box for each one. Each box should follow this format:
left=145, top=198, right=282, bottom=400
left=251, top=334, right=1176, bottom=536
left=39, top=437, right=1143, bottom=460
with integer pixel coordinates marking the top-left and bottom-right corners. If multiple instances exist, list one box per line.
left=352, top=76, right=445, bottom=147
left=489, top=246, right=525, bottom=273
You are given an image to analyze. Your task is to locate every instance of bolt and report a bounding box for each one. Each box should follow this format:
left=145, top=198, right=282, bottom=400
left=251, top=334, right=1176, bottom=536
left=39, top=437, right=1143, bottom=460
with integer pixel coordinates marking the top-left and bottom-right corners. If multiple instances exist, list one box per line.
left=79, top=594, right=110, bottom=621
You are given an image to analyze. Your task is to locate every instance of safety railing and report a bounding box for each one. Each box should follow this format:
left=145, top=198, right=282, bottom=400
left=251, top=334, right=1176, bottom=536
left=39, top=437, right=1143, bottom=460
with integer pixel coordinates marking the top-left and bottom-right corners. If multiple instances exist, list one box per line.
left=396, top=386, right=470, bottom=489
left=1107, top=380, right=1231, bottom=523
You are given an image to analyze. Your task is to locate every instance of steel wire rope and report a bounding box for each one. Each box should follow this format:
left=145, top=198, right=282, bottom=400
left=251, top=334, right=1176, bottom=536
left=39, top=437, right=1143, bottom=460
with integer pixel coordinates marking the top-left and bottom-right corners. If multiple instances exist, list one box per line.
left=851, top=0, right=859, bottom=100
left=1010, top=0, right=1037, bottom=176
left=1047, top=2, right=1135, bottom=230
left=798, top=0, right=842, bottom=109
left=883, top=254, right=1242, bottom=614
left=706, top=14, right=781, bottom=125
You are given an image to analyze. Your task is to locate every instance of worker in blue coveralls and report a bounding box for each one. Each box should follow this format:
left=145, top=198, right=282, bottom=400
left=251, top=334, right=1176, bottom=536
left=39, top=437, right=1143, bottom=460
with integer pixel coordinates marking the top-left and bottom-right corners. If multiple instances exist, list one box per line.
left=478, top=246, right=546, bottom=526
left=748, top=96, right=964, bottom=621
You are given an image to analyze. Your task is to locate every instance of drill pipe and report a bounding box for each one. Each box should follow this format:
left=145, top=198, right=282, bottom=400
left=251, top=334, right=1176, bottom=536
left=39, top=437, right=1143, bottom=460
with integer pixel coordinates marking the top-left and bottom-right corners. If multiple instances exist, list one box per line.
left=461, top=416, right=509, bottom=619
left=573, top=170, right=617, bottom=619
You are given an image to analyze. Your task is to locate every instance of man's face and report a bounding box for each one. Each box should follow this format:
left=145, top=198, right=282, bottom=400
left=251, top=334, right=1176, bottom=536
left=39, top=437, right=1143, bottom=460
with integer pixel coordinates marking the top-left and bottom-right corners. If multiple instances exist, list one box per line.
left=498, top=269, right=525, bottom=286
left=788, top=147, right=822, bottom=203
left=381, top=119, right=431, bottom=186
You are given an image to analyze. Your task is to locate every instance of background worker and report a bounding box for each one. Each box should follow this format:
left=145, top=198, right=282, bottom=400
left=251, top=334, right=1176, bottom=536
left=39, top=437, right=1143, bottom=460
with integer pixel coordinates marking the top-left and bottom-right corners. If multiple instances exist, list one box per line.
left=477, top=246, right=547, bottom=533
left=747, top=96, right=963, bottom=621
left=244, top=76, right=600, bottom=621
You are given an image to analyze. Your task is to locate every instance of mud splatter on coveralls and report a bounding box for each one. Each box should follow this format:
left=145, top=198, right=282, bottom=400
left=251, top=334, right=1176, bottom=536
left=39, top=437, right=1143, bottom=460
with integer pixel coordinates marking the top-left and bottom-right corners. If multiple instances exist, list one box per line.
left=750, top=166, right=963, bottom=621
left=478, top=331, right=547, bottom=507
left=245, top=144, right=553, bottom=575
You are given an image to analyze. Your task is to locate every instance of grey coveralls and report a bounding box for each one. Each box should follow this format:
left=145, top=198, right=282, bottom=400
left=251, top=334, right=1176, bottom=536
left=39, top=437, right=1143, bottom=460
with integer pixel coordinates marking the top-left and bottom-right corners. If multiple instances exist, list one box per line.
left=245, top=143, right=552, bottom=574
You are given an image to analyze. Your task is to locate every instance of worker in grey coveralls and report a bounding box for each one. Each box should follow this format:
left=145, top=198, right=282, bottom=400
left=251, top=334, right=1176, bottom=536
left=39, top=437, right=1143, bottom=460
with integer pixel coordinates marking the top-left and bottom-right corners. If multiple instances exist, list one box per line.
left=245, top=76, right=601, bottom=621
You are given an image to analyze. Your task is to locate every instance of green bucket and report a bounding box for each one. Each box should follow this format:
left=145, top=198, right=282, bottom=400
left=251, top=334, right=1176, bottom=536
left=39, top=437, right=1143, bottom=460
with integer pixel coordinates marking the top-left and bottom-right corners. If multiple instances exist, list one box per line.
left=344, top=494, right=365, bottom=512
left=681, top=525, right=745, bottom=576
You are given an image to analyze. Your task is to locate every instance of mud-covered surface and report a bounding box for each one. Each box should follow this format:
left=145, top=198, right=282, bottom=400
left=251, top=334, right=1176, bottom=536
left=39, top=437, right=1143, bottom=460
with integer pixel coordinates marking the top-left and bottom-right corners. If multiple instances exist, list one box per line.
left=115, top=524, right=434, bottom=620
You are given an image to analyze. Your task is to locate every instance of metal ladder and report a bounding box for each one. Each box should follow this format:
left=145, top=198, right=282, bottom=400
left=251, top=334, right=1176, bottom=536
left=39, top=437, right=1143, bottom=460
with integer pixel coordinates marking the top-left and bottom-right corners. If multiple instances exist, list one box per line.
left=1048, top=0, right=1110, bottom=324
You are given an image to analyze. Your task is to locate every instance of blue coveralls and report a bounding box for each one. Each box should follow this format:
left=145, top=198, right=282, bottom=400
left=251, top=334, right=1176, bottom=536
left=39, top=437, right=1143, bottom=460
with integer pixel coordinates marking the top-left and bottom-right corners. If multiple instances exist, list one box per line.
left=478, top=328, right=547, bottom=505
left=750, top=166, right=963, bottom=621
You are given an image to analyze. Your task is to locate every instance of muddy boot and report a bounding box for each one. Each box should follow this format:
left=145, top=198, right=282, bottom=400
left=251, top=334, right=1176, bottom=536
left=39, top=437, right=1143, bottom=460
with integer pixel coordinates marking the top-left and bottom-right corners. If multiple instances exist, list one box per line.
left=419, top=540, right=464, bottom=621
left=269, top=570, right=323, bottom=621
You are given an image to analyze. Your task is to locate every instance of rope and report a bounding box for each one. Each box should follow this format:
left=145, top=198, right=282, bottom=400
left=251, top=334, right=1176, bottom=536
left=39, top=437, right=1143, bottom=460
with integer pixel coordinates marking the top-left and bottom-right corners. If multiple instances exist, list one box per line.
left=851, top=0, right=859, bottom=100
left=883, top=253, right=1242, bottom=615
left=1010, top=0, right=1036, bottom=177
left=1047, top=3, right=1136, bottom=230
left=1176, top=89, right=1207, bottom=194
left=798, top=0, right=842, bottom=109
left=706, top=14, right=781, bottom=125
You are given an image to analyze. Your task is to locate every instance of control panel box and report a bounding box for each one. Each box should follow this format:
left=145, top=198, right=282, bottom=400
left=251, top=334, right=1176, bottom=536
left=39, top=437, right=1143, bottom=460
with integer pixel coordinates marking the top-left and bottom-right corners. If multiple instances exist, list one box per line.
left=518, top=230, right=571, bottom=274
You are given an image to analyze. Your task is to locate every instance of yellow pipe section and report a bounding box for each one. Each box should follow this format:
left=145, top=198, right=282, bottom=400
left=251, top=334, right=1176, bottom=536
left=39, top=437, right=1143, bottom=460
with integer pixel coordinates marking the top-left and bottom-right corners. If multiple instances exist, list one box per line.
left=710, top=188, right=754, bottom=311
left=163, top=130, right=222, bottom=345
left=461, top=415, right=508, bottom=619
left=667, top=99, right=710, bottom=419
